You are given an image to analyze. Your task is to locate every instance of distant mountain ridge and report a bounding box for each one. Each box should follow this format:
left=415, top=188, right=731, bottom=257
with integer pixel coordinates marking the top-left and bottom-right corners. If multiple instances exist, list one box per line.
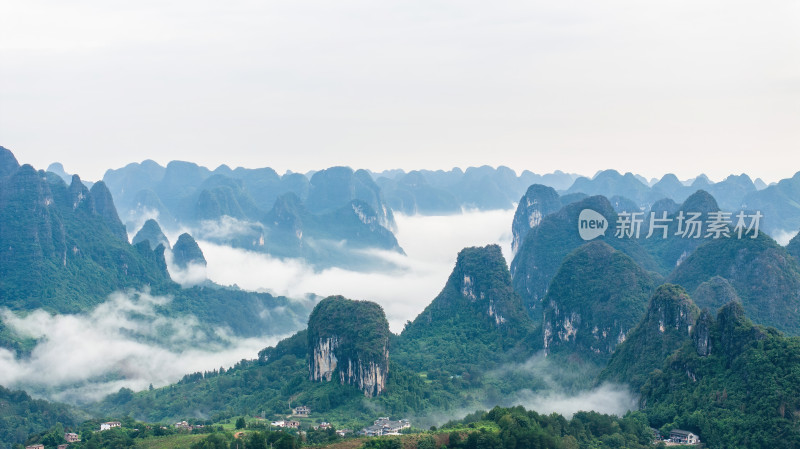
left=0, top=147, right=312, bottom=352
left=562, top=169, right=800, bottom=236
left=103, top=161, right=402, bottom=268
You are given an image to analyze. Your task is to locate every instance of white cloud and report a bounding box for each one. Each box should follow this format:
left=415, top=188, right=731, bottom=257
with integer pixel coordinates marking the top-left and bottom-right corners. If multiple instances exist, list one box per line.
left=164, top=248, right=208, bottom=287
left=511, top=383, right=638, bottom=419
left=0, top=290, right=288, bottom=404
left=196, top=216, right=263, bottom=241
left=774, top=228, right=799, bottom=247
left=200, top=209, right=515, bottom=332
left=125, top=207, right=162, bottom=243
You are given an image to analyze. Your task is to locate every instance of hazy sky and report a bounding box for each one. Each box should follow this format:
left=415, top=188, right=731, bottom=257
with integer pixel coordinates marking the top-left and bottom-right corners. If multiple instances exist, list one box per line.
left=1, top=0, right=798, bottom=182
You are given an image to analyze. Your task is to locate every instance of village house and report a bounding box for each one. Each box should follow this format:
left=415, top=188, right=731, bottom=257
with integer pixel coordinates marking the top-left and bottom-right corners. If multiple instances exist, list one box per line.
left=26, top=445, right=44, bottom=449
left=669, top=429, right=700, bottom=445
left=57, top=444, right=69, bottom=449
left=359, top=418, right=411, bottom=436
left=336, top=429, right=352, bottom=437
left=292, top=406, right=311, bottom=416
left=175, top=421, right=192, bottom=430
left=317, top=422, right=331, bottom=430
left=271, top=420, right=286, bottom=427
left=286, top=420, right=301, bottom=429
left=100, top=422, right=121, bottom=431
left=64, top=433, right=81, bottom=443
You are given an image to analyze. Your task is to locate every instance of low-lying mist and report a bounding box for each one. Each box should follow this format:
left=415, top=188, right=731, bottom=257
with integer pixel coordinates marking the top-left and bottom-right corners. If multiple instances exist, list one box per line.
left=774, top=228, right=799, bottom=246
left=0, top=290, right=288, bottom=404
left=416, top=352, right=638, bottom=427
left=199, top=209, right=516, bottom=332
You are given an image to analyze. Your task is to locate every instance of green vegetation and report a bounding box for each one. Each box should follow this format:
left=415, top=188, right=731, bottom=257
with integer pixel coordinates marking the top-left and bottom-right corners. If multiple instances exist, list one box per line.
left=0, top=153, right=311, bottom=354
left=0, top=386, right=82, bottom=449
left=599, top=284, right=699, bottom=390
left=437, top=406, right=653, bottom=449
left=171, top=234, right=206, bottom=268
left=642, top=302, right=800, bottom=448
left=396, top=245, right=537, bottom=377
left=542, top=241, right=660, bottom=364
left=668, top=231, right=800, bottom=335
left=307, top=296, right=391, bottom=379
left=0, top=164, right=170, bottom=314
left=786, top=228, right=800, bottom=263
left=511, top=195, right=661, bottom=314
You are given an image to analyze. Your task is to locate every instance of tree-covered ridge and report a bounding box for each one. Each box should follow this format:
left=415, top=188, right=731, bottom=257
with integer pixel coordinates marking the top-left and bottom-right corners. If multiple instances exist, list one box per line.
left=0, top=148, right=311, bottom=353
left=642, top=301, right=800, bottom=448
left=0, top=385, right=81, bottom=449
left=439, top=406, right=653, bottom=449
left=668, top=230, right=800, bottom=335
left=88, top=327, right=462, bottom=423
left=541, top=241, right=661, bottom=364
left=395, top=244, right=537, bottom=376
left=598, top=284, right=699, bottom=390
left=0, top=161, right=170, bottom=313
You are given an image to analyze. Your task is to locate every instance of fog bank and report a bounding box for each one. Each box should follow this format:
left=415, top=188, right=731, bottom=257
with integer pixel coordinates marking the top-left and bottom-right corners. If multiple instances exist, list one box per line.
left=200, top=209, right=515, bottom=332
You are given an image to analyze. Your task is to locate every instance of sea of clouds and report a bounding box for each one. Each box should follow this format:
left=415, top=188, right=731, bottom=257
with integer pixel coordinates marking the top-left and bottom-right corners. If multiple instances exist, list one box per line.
left=0, top=209, right=515, bottom=403
left=0, top=290, right=287, bottom=404
left=197, top=209, right=516, bottom=332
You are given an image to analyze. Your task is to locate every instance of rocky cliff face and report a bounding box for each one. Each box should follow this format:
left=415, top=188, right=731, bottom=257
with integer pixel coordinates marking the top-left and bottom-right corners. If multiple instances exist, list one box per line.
left=511, top=184, right=561, bottom=254
left=599, top=284, right=700, bottom=389
left=692, top=310, right=714, bottom=357
left=541, top=241, right=660, bottom=362
left=307, top=296, right=390, bottom=397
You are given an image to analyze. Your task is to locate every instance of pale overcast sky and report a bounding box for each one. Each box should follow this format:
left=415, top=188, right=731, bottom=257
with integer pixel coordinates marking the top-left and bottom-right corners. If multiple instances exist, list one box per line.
left=1, top=0, right=798, bottom=182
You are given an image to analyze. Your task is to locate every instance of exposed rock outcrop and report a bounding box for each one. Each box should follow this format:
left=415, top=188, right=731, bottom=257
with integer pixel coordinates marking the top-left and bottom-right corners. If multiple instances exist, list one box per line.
left=599, top=284, right=700, bottom=389
left=692, top=310, right=714, bottom=357
left=541, top=241, right=660, bottom=361
left=393, top=244, right=536, bottom=375
left=511, top=184, right=561, bottom=254
left=307, top=296, right=390, bottom=397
